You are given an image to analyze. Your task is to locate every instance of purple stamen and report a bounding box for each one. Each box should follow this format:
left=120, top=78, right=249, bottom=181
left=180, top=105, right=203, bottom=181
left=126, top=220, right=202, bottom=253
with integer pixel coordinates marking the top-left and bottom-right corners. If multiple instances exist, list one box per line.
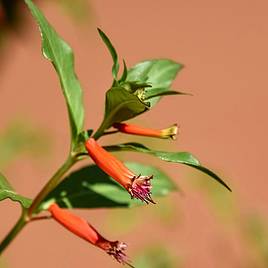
left=106, top=241, right=134, bottom=267
left=130, top=175, right=155, bottom=204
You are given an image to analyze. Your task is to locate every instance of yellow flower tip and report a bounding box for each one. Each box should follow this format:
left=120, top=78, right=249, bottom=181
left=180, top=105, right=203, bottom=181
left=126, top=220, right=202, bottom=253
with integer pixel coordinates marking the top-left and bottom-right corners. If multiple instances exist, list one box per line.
left=161, top=123, right=179, bottom=140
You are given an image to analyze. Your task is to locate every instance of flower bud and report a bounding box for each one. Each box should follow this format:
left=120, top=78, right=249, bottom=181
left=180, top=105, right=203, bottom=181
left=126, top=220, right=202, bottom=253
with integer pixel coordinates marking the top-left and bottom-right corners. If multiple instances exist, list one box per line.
left=113, top=123, right=178, bottom=140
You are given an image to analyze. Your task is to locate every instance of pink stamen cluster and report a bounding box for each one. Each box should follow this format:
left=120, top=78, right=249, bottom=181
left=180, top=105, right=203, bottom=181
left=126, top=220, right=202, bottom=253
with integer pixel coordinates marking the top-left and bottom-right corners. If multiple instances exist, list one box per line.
left=130, top=175, right=155, bottom=204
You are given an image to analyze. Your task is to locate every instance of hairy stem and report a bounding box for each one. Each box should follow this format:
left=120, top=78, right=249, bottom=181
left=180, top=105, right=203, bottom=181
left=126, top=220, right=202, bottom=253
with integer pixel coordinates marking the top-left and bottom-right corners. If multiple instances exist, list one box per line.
left=0, top=211, right=27, bottom=255
left=28, top=156, right=77, bottom=217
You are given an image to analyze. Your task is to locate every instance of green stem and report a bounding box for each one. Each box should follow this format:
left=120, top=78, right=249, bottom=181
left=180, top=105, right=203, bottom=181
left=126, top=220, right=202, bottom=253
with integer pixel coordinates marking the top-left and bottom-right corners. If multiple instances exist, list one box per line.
left=93, top=124, right=120, bottom=140
left=93, top=124, right=106, bottom=140
left=0, top=155, right=77, bottom=255
left=28, top=156, right=76, bottom=217
left=102, top=130, right=119, bottom=136
left=0, top=211, right=27, bottom=255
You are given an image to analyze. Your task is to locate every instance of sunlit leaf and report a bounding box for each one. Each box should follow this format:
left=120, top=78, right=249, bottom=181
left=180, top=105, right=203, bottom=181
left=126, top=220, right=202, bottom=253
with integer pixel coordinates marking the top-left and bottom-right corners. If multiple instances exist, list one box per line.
left=127, top=59, right=183, bottom=106
left=0, top=172, right=32, bottom=208
left=105, top=142, right=231, bottom=191
left=25, top=0, right=84, bottom=145
left=40, top=162, right=177, bottom=210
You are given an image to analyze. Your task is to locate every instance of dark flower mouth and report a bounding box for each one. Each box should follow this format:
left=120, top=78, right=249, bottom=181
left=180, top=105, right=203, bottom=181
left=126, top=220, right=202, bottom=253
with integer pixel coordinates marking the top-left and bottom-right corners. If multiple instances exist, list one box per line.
left=129, top=175, right=155, bottom=204
left=106, top=241, right=134, bottom=267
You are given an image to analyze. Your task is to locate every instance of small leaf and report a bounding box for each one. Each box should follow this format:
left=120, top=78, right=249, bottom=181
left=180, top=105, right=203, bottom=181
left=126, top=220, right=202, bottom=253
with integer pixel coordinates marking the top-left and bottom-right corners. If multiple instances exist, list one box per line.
left=118, top=59, right=128, bottom=83
left=97, top=28, right=119, bottom=81
left=127, top=59, right=183, bottom=106
left=144, top=89, right=191, bottom=100
left=104, top=142, right=231, bottom=191
left=105, top=87, right=149, bottom=122
left=25, top=0, right=84, bottom=145
left=0, top=172, right=32, bottom=208
left=94, top=87, right=149, bottom=138
left=41, top=162, right=177, bottom=210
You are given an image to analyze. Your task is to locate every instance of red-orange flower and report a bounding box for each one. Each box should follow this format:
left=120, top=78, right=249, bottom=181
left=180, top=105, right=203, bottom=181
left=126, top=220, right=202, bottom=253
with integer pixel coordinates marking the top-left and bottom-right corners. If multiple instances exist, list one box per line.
left=113, top=122, right=178, bottom=140
left=85, top=138, right=155, bottom=204
left=48, top=203, right=133, bottom=266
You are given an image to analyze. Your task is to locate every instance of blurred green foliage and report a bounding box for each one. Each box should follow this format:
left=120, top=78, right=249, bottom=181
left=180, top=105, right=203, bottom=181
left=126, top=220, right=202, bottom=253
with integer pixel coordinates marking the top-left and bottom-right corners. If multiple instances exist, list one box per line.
left=0, top=258, right=6, bottom=268
left=191, top=171, right=268, bottom=267
left=192, top=172, right=237, bottom=221
left=242, top=214, right=268, bottom=267
left=54, top=0, right=91, bottom=23
left=0, top=120, right=51, bottom=169
left=134, top=245, right=180, bottom=268
left=106, top=196, right=178, bottom=235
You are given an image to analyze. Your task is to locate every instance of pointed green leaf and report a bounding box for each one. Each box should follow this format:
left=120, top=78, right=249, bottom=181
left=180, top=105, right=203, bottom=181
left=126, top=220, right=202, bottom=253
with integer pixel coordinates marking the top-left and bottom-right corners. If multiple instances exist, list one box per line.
left=119, top=59, right=128, bottom=83
left=0, top=172, right=32, bottom=208
left=98, top=28, right=119, bottom=80
left=127, top=59, right=183, bottom=106
left=40, top=162, right=177, bottom=210
left=145, top=89, right=191, bottom=100
left=104, top=142, right=231, bottom=191
left=25, top=0, right=84, bottom=144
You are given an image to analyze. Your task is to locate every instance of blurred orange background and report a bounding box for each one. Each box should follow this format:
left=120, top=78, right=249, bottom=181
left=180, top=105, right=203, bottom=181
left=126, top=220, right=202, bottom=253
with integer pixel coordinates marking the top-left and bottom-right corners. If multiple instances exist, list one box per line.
left=0, top=0, right=268, bottom=267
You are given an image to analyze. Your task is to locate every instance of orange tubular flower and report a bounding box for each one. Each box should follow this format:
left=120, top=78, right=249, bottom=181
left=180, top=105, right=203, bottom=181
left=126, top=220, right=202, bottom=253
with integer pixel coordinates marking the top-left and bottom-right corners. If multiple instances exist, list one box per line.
left=48, top=203, right=133, bottom=267
left=85, top=138, right=155, bottom=204
left=113, top=122, right=178, bottom=140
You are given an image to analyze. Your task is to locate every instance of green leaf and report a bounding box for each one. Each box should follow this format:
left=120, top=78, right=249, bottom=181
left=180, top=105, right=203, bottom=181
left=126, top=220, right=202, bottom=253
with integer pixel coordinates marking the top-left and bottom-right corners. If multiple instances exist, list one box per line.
left=94, top=86, right=149, bottom=138
left=25, top=0, right=84, bottom=144
left=127, top=59, right=183, bottom=106
left=144, top=89, right=191, bottom=100
left=97, top=28, right=119, bottom=81
left=41, top=162, right=177, bottom=210
left=104, top=87, right=149, bottom=123
left=104, top=142, right=231, bottom=191
left=0, top=172, right=32, bottom=208
left=119, top=59, right=128, bottom=83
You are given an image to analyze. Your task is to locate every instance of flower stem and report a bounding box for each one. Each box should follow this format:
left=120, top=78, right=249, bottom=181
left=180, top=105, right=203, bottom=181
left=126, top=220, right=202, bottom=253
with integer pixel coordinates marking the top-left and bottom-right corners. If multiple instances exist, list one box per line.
left=93, top=127, right=105, bottom=140
left=28, top=156, right=77, bottom=217
left=0, top=211, right=27, bottom=255
left=102, top=130, right=119, bottom=136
